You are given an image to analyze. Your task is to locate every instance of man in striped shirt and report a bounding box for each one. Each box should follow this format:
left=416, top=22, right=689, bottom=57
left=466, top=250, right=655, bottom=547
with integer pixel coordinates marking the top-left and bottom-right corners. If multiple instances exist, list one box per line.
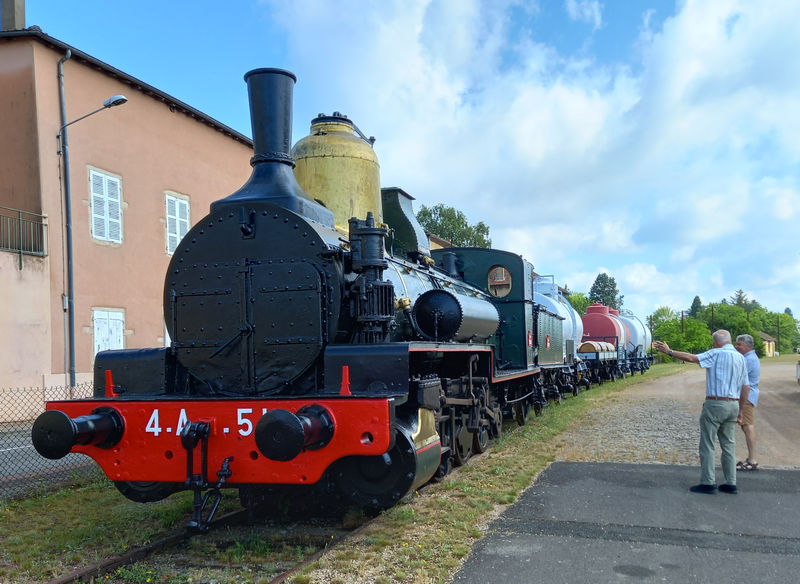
left=654, top=330, right=750, bottom=494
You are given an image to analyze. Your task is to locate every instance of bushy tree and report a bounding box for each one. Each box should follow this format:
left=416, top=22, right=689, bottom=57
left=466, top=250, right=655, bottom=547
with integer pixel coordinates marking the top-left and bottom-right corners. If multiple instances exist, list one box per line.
left=688, top=296, right=703, bottom=317
left=650, top=306, right=677, bottom=331
left=566, top=292, right=592, bottom=315
left=588, top=273, right=623, bottom=309
left=653, top=317, right=712, bottom=361
left=416, top=204, right=491, bottom=248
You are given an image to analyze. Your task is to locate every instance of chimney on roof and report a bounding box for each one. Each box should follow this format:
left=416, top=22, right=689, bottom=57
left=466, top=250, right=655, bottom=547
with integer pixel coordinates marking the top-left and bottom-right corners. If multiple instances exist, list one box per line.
left=1, top=0, right=25, bottom=31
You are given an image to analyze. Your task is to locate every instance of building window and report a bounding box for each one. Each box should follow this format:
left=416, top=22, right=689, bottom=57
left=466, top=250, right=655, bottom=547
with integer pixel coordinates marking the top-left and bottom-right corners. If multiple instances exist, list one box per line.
left=93, top=309, right=125, bottom=356
left=166, top=193, right=190, bottom=254
left=89, top=169, right=123, bottom=243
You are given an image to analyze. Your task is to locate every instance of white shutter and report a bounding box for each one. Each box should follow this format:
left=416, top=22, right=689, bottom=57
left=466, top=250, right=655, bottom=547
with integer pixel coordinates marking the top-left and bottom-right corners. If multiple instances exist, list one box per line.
left=90, top=171, right=107, bottom=240
left=166, top=194, right=190, bottom=254
left=93, top=309, right=125, bottom=355
left=93, top=310, right=110, bottom=356
left=106, top=177, right=122, bottom=243
left=89, top=170, right=123, bottom=243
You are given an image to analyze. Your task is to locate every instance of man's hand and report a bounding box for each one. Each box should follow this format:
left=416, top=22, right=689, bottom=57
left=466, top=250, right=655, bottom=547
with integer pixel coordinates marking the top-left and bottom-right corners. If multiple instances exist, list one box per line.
left=653, top=341, right=671, bottom=354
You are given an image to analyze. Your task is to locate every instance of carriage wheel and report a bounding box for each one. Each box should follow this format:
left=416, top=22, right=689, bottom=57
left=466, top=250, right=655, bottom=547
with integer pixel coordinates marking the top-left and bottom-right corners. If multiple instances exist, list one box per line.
left=515, top=400, right=531, bottom=426
left=453, top=421, right=473, bottom=466
left=472, top=425, right=490, bottom=454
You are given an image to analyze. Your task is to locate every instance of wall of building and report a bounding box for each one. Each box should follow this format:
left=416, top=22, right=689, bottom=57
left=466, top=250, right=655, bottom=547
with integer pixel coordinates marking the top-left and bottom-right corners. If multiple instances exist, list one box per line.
left=0, top=39, right=41, bottom=212
left=0, top=252, right=52, bottom=388
left=1, top=35, right=254, bottom=393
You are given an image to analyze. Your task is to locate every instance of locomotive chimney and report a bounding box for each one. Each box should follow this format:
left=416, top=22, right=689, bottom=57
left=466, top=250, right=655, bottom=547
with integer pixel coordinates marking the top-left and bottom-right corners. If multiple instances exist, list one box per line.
left=211, top=68, right=334, bottom=227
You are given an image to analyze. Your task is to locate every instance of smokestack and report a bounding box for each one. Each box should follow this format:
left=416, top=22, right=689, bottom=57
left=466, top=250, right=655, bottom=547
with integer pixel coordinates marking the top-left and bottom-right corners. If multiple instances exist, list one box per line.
left=1, top=0, right=26, bottom=31
left=211, top=68, right=334, bottom=227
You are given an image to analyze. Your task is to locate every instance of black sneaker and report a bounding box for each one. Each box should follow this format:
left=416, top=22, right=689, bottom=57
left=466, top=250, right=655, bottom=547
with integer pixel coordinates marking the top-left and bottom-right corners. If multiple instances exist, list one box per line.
left=719, top=484, right=738, bottom=494
left=689, top=484, right=717, bottom=494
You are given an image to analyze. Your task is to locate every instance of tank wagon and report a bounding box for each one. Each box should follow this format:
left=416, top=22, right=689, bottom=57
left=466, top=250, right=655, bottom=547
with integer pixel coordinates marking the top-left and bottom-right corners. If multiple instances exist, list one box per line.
left=31, top=68, right=652, bottom=529
left=580, top=302, right=653, bottom=382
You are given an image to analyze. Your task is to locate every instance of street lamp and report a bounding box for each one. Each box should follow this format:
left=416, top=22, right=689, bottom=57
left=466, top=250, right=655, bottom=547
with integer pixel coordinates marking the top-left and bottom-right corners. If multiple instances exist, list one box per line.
left=57, top=49, right=128, bottom=387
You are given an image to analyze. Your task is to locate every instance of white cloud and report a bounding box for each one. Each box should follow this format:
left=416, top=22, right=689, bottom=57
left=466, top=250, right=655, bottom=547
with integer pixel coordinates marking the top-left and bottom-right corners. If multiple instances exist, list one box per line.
left=262, top=0, right=800, bottom=319
left=565, top=0, right=603, bottom=30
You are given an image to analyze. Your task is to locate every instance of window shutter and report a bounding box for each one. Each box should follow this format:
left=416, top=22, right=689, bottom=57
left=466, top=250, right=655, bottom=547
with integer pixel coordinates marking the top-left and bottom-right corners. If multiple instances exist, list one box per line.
left=89, top=170, right=123, bottom=243
left=93, top=309, right=125, bottom=355
left=166, top=194, right=190, bottom=254
left=106, top=177, right=122, bottom=242
left=91, top=171, right=107, bottom=240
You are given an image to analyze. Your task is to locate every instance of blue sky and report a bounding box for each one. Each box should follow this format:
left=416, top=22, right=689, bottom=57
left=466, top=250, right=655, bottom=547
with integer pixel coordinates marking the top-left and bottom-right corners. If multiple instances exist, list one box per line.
left=23, top=0, right=800, bottom=321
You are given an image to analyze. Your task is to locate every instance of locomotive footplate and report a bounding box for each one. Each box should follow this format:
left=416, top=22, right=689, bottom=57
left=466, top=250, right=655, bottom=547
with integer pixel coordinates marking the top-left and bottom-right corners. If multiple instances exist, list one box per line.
left=36, top=398, right=395, bottom=485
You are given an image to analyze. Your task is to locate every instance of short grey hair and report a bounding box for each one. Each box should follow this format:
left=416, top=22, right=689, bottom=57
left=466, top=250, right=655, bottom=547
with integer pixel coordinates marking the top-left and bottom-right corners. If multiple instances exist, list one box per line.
left=736, top=333, right=755, bottom=348
left=713, top=330, right=732, bottom=344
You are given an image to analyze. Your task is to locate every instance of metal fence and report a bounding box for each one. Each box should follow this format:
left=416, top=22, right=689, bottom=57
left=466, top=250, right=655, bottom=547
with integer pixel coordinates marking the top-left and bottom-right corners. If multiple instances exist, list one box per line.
left=0, top=205, right=48, bottom=269
left=0, top=382, right=103, bottom=502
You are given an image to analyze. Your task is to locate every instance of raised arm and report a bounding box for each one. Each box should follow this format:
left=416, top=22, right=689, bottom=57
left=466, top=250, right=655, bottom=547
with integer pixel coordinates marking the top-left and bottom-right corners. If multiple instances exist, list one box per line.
left=653, top=341, right=700, bottom=364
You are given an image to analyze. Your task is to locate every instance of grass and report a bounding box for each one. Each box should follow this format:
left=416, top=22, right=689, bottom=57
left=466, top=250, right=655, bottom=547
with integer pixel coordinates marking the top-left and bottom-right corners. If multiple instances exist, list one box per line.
left=0, top=478, right=241, bottom=583
left=0, top=362, right=686, bottom=583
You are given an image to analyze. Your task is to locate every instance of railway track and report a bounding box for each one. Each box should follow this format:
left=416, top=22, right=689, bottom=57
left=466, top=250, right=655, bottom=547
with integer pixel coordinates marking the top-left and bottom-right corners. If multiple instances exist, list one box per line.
left=45, top=507, right=373, bottom=584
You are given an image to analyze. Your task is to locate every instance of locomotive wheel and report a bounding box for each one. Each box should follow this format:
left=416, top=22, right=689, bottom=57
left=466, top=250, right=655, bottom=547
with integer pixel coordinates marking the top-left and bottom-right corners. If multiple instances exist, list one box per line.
left=453, top=422, right=472, bottom=466
left=514, top=400, right=531, bottom=426
left=490, top=407, right=503, bottom=438
left=433, top=451, right=453, bottom=481
left=472, top=425, right=489, bottom=454
left=334, top=429, right=417, bottom=515
left=114, top=480, right=181, bottom=503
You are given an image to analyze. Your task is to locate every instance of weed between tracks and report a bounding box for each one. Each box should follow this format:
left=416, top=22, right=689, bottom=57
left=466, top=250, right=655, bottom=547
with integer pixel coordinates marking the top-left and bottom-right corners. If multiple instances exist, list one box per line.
left=0, top=363, right=683, bottom=583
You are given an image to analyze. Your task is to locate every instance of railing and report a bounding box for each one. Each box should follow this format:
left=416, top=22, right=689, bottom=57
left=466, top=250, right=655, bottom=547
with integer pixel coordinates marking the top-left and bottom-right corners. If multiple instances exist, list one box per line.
left=0, top=205, right=48, bottom=269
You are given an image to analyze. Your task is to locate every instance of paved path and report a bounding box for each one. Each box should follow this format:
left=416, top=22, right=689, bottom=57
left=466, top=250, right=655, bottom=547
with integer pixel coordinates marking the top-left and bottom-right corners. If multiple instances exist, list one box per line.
left=454, top=462, right=800, bottom=583
left=453, top=359, right=800, bottom=583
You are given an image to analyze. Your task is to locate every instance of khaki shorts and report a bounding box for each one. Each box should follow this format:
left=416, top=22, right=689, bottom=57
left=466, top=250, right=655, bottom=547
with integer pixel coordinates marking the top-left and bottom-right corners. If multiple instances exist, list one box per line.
left=739, top=401, right=755, bottom=426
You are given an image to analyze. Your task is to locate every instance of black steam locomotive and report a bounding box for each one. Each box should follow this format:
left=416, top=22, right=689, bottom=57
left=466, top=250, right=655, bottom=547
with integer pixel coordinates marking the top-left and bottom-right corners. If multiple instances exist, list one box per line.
left=32, top=68, right=648, bottom=529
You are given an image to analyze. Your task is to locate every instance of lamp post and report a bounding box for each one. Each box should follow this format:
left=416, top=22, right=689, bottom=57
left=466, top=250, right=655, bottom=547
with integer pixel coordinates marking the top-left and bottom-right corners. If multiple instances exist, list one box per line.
left=57, top=49, right=128, bottom=387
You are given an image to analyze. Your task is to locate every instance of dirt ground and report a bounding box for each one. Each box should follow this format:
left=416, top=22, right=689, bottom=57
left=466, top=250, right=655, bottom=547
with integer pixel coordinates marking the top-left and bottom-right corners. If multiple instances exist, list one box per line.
left=556, top=358, right=800, bottom=469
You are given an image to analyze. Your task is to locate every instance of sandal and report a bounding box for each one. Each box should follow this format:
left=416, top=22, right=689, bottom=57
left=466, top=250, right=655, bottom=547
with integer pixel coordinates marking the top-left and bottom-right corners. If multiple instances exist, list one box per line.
left=737, top=460, right=759, bottom=471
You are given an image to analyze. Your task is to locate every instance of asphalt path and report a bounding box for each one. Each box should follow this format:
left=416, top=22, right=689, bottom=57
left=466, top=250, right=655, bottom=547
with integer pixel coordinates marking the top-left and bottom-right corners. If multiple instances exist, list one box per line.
left=454, top=462, right=800, bottom=584
left=454, top=358, right=800, bottom=583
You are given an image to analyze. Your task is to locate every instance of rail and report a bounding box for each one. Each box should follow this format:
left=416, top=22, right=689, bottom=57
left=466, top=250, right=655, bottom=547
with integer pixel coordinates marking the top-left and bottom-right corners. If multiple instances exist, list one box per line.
left=0, top=205, right=48, bottom=269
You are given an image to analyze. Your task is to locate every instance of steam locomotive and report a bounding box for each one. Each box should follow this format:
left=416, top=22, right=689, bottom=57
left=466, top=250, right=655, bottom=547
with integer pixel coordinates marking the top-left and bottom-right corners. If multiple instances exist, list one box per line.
left=31, top=68, right=651, bottom=529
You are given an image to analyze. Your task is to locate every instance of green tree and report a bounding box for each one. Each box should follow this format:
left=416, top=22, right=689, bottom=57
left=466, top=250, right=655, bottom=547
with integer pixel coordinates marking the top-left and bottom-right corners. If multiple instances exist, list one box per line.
left=653, top=317, right=712, bottom=361
left=416, top=204, right=491, bottom=248
left=650, top=306, right=677, bottom=331
left=566, top=292, right=592, bottom=315
left=588, top=273, right=623, bottom=309
left=688, top=296, right=703, bottom=317
left=696, top=302, right=765, bottom=356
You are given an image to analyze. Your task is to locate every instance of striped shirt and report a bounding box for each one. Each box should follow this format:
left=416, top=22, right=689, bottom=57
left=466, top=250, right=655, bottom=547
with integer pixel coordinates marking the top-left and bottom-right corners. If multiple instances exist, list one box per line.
left=697, top=343, right=749, bottom=399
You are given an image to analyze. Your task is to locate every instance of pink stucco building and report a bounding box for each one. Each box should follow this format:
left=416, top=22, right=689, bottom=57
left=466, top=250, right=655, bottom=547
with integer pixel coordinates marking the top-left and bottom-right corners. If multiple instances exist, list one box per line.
left=1, top=22, right=253, bottom=401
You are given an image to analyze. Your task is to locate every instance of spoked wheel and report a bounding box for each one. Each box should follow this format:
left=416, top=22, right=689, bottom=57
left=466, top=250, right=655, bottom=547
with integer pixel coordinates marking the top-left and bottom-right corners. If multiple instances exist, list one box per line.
left=490, top=406, right=503, bottom=438
left=515, top=400, right=531, bottom=426
left=453, top=421, right=473, bottom=466
left=472, top=425, right=489, bottom=454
